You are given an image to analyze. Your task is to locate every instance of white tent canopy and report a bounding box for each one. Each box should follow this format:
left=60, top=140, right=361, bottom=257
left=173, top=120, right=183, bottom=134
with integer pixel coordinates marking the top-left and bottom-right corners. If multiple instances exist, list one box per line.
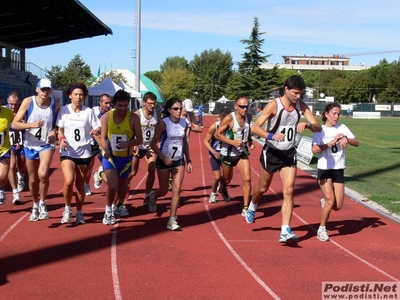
left=216, top=95, right=231, bottom=103
left=88, top=77, right=122, bottom=96
left=117, top=81, right=141, bottom=98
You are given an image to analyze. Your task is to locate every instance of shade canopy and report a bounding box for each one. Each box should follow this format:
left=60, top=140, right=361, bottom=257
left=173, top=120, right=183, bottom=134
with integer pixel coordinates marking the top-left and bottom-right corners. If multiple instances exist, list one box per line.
left=88, top=77, right=122, bottom=96
left=117, top=81, right=141, bottom=98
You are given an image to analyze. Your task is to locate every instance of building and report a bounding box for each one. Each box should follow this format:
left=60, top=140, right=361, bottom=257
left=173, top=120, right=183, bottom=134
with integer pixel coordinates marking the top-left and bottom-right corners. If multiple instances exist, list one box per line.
left=261, top=54, right=369, bottom=72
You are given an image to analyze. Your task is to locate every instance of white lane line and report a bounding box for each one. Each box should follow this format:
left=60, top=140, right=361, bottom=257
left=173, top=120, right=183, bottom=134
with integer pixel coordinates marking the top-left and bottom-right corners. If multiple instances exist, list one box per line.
left=111, top=224, right=122, bottom=300
left=0, top=213, right=29, bottom=243
left=252, top=163, right=400, bottom=282
left=197, top=134, right=281, bottom=300
left=293, top=212, right=400, bottom=281
left=111, top=171, right=148, bottom=300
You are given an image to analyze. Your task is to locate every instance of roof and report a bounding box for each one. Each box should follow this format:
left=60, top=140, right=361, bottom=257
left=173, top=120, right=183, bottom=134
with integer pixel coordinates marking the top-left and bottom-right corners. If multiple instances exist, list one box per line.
left=0, top=0, right=112, bottom=49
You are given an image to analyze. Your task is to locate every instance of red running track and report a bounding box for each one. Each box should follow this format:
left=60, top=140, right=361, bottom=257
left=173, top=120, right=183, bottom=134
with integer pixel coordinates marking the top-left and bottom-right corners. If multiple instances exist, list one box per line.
left=0, top=115, right=399, bottom=299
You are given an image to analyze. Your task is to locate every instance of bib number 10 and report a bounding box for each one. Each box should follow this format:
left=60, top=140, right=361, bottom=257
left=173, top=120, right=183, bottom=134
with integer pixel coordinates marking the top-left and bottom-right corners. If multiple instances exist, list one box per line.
left=279, top=126, right=295, bottom=142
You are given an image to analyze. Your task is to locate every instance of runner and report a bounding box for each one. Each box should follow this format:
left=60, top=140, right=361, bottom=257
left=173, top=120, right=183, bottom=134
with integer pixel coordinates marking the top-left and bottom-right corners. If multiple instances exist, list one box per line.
left=312, top=102, right=359, bottom=241
left=99, top=90, right=142, bottom=225
left=11, top=78, right=59, bottom=221
left=127, top=92, right=161, bottom=204
left=4, top=91, right=26, bottom=204
left=56, top=83, right=100, bottom=224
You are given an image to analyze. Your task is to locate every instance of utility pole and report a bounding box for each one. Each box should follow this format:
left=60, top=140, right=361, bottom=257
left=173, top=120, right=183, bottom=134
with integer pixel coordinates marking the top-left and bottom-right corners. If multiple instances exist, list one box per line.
left=135, top=0, right=141, bottom=95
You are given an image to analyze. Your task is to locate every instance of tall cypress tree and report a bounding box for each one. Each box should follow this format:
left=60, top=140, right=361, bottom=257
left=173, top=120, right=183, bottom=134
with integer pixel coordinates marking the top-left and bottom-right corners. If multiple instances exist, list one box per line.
left=237, top=17, right=277, bottom=99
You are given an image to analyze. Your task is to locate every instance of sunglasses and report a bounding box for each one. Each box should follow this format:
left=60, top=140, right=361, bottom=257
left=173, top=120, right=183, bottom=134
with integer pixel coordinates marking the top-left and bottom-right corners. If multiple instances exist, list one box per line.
left=171, top=107, right=182, bottom=111
left=237, top=105, right=248, bottom=109
left=40, top=88, right=51, bottom=92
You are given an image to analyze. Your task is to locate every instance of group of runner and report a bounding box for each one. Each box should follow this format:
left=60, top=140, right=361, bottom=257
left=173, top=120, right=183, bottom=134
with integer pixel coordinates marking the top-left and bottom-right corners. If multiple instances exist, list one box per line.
left=0, top=75, right=359, bottom=241
left=203, top=75, right=358, bottom=243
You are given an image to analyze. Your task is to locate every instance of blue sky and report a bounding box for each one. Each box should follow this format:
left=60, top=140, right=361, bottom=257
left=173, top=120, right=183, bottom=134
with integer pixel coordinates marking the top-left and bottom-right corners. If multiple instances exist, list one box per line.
left=26, top=0, right=400, bottom=77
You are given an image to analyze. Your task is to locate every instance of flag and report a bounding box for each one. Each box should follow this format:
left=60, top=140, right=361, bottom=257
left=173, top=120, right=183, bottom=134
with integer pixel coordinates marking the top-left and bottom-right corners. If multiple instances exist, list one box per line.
left=97, top=65, right=101, bottom=77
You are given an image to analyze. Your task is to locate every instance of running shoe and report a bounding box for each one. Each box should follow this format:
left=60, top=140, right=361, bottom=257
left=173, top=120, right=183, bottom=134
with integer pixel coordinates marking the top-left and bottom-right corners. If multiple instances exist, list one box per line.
left=317, top=228, right=330, bottom=242
left=75, top=211, right=85, bottom=224
left=148, top=190, right=157, bottom=213
left=221, top=189, right=230, bottom=202
left=245, top=209, right=255, bottom=224
left=102, top=211, right=116, bottom=225
left=84, top=184, right=92, bottom=196
left=166, top=216, right=181, bottom=230
left=115, top=205, right=129, bottom=217
left=143, top=193, right=150, bottom=206
left=241, top=207, right=248, bottom=217
left=209, top=192, right=218, bottom=203
left=168, top=177, right=173, bottom=191
left=61, top=209, right=72, bottom=224
left=29, top=208, right=40, bottom=222
left=320, top=198, right=326, bottom=208
left=39, top=203, right=49, bottom=220
left=279, top=228, right=298, bottom=243
left=17, top=177, right=25, bottom=192
left=93, top=166, right=103, bottom=189
left=12, top=191, right=21, bottom=205
left=0, top=188, right=6, bottom=205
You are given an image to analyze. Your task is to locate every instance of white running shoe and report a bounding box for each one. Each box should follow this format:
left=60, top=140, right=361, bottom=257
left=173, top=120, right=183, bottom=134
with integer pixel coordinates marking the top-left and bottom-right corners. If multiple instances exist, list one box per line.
left=102, top=211, right=116, bottom=225
left=29, top=208, right=40, bottom=222
left=93, top=166, right=103, bottom=189
left=12, top=191, right=21, bottom=205
left=209, top=192, right=217, bottom=203
left=61, top=209, right=72, bottom=224
left=17, top=178, right=25, bottom=192
left=317, top=228, right=330, bottom=241
left=279, top=228, right=298, bottom=243
left=166, top=216, right=181, bottom=230
left=241, top=207, right=248, bottom=217
left=0, top=188, right=6, bottom=205
left=84, top=184, right=92, bottom=196
left=39, top=203, right=49, bottom=220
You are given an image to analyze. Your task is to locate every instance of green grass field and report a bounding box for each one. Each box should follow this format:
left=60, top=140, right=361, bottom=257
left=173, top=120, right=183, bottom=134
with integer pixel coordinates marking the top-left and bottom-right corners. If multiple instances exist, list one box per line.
left=302, top=117, right=400, bottom=215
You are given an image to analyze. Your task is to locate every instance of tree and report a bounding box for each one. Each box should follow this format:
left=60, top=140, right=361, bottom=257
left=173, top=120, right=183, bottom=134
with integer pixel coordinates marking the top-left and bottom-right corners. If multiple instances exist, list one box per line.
left=159, top=68, right=195, bottom=100
left=317, top=69, right=348, bottom=97
left=160, top=56, right=189, bottom=72
left=96, top=69, right=128, bottom=86
left=144, top=70, right=162, bottom=86
left=46, top=54, right=92, bottom=89
left=237, top=17, right=277, bottom=99
left=326, top=78, right=351, bottom=103
left=378, top=65, right=400, bottom=103
left=189, top=48, right=233, bottom=103
left=225, top=71, right=244, bottom=100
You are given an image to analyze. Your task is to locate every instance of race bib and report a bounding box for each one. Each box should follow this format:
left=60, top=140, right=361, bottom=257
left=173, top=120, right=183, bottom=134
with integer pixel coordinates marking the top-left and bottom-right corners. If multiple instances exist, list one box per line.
left=167, top=143, right=182, bottom=160
left=110, top=134, right=127, bottom=151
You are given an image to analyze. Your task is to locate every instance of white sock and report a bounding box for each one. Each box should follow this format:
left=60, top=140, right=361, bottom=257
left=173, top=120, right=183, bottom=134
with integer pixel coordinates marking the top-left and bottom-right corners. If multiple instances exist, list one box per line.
left=249, top=202, right=257, bottom=212
left=12, top=189, right=18, bottom=193
left=106, top=205, right=112, bottom=212
left=39, top=200, right=45, bottom=205
left=319, top=226, right=326, bottom=231
left=281, top=225, right=289, bottom=233
left=65, top=205, right=71, bottom=211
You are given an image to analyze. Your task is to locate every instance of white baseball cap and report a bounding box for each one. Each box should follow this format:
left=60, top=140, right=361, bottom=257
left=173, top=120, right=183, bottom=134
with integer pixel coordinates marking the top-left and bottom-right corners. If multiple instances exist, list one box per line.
left=182, top=99, right=194, bottom=112
left=37, top=79, right=52, bottom=89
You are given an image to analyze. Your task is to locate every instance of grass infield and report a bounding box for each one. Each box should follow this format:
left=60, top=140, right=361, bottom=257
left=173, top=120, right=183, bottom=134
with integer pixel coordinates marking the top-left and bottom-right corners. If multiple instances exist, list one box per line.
left=302, top=117, right=400, bottom=216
